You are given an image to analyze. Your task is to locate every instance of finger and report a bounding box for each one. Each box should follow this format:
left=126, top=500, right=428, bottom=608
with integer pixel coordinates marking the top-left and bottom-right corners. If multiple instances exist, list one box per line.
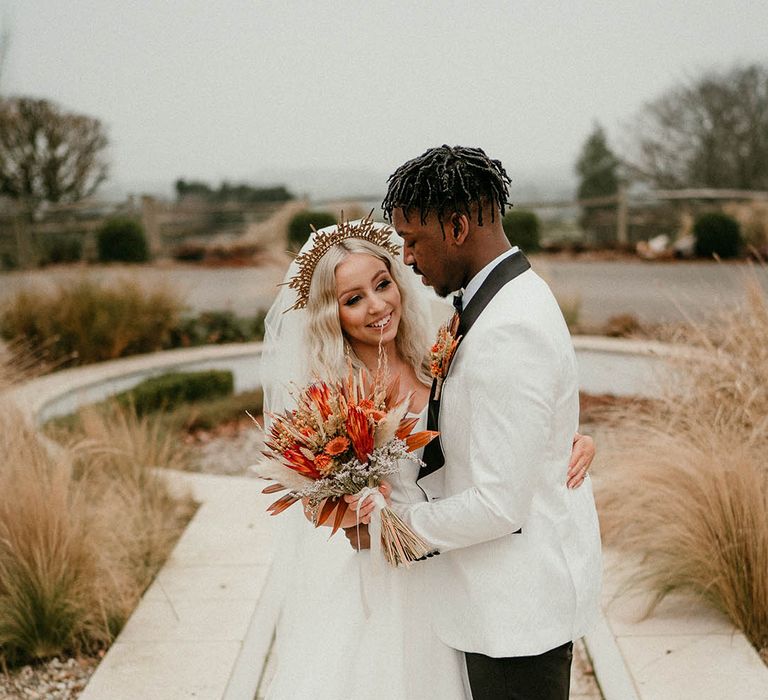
left=568, top=445, right=584, bottom=469
left=349, top=496, right=368, bottom=512
left=567, top=457, right=586, bottom=478
left=568, top=465, right=588, bottom=489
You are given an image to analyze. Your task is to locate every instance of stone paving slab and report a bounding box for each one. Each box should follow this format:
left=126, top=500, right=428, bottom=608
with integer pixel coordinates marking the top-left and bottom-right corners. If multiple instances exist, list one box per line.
left=77, top=641, right=242, bottom=700
left=145, top=564, right=270, bottom=602
left=616, top=633, right=767, bottom=700
left=586, top=548, right=768, bottom=700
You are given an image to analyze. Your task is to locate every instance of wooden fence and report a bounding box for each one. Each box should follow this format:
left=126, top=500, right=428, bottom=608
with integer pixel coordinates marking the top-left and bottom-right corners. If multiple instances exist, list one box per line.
left=514, top=187, right=768, bottom=247
left=0, top=196, right=292, bottom=269
left=2, top=188, right=767, bottom=269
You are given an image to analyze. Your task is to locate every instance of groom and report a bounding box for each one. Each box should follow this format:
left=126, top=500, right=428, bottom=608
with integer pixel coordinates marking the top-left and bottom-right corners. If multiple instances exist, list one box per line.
left=379, top=146, right=601, bottom=699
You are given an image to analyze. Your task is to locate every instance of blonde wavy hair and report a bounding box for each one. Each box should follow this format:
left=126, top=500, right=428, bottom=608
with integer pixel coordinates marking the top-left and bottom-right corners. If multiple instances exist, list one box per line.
left=304, top=239, right=431, bottom=385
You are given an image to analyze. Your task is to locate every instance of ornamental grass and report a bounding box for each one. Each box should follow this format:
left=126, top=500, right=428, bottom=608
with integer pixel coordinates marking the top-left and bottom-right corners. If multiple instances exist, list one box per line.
left=0, top=399, right=195, bottom=667
left=596, top=277, right=768, bottom=658
left=0, top=277, right=183, bottom=368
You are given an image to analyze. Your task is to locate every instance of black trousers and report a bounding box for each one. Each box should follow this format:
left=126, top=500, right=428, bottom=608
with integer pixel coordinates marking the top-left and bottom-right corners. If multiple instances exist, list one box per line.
left=464, top=641, right=573, bottom=700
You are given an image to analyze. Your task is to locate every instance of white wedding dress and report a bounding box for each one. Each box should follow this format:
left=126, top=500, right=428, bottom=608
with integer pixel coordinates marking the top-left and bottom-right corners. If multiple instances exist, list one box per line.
left=265, top=409, right=471, bottom=700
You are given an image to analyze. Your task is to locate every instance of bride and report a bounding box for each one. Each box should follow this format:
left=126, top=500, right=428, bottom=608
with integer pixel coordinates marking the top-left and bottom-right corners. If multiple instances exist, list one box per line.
left=259, top=217, right=595, bottom=699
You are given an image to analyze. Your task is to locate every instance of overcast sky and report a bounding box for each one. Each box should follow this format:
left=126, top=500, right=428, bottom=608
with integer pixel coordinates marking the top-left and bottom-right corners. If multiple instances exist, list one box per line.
left=3, top=1, right=767, bottom=199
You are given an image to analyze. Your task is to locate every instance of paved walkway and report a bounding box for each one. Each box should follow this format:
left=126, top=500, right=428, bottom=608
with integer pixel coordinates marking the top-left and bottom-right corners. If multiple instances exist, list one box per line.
left=2, top=258, right=765, bottom=325
left=76, top=470, right=602, bottom=700
left=79, top=472, right=277, bottom=700
left=79, top=469, right=768, bottom=700
left=588, top=548, right=768, bottom=699
left=533, top=257, right=768, bottom=326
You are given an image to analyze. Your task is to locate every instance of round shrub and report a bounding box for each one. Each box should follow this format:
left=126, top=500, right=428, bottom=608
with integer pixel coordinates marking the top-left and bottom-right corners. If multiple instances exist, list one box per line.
left=502, top=210, right=541, bottom=252
left=1, top=251, right=18, bottom=270
left=39, top=233, right=83, bottom=265
left=171, top=310, right=266, bottom=346
left=97, top=218, right=150, bottom=263
left=693, top=212, right=742, bottom=259
left=287, top=210, right=337, bottom=251
left=115, top=370, right=234, bottom=415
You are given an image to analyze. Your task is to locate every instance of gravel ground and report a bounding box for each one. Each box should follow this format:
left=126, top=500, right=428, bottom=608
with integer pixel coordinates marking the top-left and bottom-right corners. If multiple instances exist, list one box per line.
left=0, top=657, right=99, bottom=700
left=189, top=421, right=266, bottom=476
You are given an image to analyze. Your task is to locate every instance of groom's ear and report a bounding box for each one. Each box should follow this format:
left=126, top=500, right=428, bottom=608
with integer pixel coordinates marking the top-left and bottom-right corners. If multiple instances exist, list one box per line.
left=448, top=212, right=470, bottom=246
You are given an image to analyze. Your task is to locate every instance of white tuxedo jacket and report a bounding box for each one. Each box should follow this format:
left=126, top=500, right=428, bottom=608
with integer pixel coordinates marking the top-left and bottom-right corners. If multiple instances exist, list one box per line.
left=396, top=266, right=602, bottom=657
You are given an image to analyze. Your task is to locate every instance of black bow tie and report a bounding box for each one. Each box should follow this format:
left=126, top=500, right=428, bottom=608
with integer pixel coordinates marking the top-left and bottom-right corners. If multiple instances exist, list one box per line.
left=452, top=293, right=463, bottom=313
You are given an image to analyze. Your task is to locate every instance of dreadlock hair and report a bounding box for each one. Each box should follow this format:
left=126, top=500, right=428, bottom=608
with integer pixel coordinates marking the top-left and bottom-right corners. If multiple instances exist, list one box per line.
left=382, top=145, right=512, bottom=230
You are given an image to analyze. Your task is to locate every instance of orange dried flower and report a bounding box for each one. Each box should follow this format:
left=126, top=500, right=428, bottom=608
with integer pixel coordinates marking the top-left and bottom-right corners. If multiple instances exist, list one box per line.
left=314, top=453, right=334, bottom=474
left=325, top=436, right=350, bottom=456
left=346, top=405, right=374, bottom=462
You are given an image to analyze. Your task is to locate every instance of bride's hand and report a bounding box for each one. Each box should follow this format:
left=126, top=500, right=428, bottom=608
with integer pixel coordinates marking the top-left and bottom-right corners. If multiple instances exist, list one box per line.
left=304, top=498, right=375, bottom=529
left=343, top=524, right=371, bottom=550
left=343, top=482, right=392, bottom=525
left=567, top=432, right=595, bottom=489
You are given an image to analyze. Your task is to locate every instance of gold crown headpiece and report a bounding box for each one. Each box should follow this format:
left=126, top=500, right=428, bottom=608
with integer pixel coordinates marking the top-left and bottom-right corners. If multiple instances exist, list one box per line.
left=283, top=214, right=401, bottom=312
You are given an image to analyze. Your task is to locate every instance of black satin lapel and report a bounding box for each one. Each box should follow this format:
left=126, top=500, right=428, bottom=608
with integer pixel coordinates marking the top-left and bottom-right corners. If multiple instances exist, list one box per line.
left=458, top=251, right=531, bottom=337
left=421, top=378, right=443, bottom=473
left=417, top=251, right=531, bottom=482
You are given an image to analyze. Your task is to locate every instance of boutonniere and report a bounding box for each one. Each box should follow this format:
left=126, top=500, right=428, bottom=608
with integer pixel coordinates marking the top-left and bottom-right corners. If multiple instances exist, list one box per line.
left=429, top=313, right=462, bottom=400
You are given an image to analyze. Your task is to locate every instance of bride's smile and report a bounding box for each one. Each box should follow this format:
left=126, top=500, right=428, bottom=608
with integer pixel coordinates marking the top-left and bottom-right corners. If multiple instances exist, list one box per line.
left=335, top=252, right=402, bottom=350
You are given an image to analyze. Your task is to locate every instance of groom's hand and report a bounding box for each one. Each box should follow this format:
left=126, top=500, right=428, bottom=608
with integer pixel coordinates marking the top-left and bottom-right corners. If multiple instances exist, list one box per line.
left=343, top=524, right=370, bottom=550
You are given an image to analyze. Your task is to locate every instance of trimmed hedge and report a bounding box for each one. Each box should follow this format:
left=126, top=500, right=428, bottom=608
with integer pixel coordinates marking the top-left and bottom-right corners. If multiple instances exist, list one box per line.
left=287, top=210, right=337, bottom=250
left=693, top=212, right=742, bottom=259
left=502, top=210, right=541, bottom=252
left=171, top=310, right=266, bottom=346
left=97, top=218, right=150, bottom=263
left=38, top=233, right=83, bottom=265
left=115, top=370, right=234, bottom=415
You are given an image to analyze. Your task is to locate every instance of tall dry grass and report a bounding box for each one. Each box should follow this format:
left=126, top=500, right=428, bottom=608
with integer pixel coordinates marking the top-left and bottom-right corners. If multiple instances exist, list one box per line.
left=596, top=278, right=768, bottom=656
left=0, top=277, right=183, bottom=367
left=0, top=400, right=195, bottom=667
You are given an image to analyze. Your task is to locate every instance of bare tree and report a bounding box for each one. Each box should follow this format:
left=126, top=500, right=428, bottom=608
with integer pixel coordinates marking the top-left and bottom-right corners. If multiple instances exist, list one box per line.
left=0, top=97, right=109, bottom=215
left=626, top=64, right=768, bottom=190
